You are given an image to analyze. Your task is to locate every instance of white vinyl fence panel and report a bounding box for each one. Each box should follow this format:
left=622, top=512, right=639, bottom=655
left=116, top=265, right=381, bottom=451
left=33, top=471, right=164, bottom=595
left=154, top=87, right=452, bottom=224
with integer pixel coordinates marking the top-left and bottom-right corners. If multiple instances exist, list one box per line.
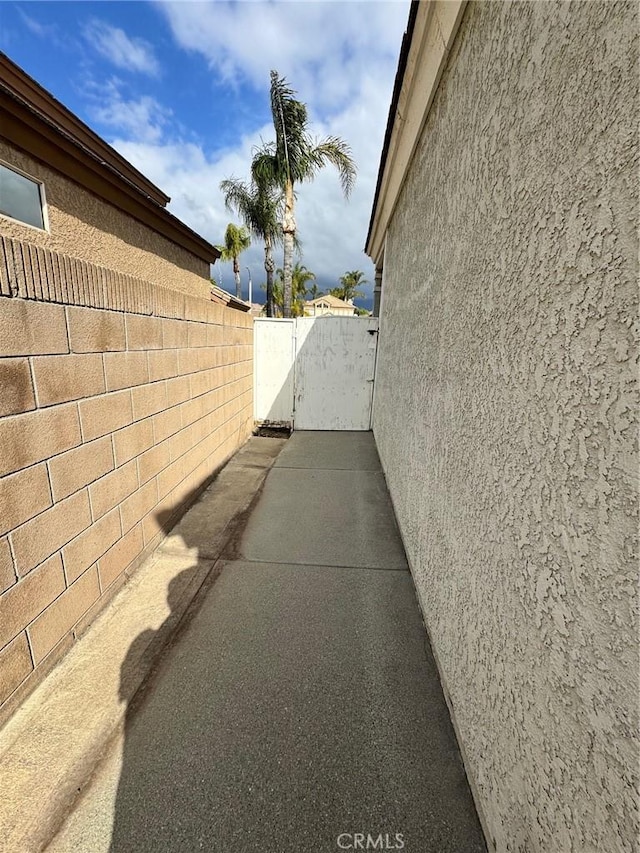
left=254, top=316, right=378, bottom=430
left=253, top=319, right=295, bottom=425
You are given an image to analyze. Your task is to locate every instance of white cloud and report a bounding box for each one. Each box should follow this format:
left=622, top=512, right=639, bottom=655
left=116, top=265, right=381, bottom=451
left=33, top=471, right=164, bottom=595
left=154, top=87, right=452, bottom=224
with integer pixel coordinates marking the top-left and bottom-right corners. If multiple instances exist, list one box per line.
left=156, top=0, right=408, bottom=114
left=87, top=79, right=172, bottom=144
left=18, top=10, right=58, bottom=40
left=84, top=19, right=160, bottom=76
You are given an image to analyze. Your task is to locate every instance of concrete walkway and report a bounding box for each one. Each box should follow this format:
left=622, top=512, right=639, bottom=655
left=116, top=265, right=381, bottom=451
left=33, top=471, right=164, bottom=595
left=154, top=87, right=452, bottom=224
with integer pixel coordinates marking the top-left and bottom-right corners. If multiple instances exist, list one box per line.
left=48, top=431, right=485, bottom=853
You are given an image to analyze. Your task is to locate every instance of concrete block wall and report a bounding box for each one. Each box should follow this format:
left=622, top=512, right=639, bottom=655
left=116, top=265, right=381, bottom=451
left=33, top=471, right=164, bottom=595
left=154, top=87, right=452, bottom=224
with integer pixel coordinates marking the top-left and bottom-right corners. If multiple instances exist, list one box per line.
left=0, top=236, right=253, bottom=723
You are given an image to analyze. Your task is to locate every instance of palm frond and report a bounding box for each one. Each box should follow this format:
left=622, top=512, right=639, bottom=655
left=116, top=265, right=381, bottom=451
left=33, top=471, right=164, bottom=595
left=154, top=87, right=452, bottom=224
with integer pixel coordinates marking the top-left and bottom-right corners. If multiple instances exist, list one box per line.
left=219, top=223, right=251, bottom=262
left=220, top=171, right=284, bottom=247
left=308, top=137, right=357, bottom=197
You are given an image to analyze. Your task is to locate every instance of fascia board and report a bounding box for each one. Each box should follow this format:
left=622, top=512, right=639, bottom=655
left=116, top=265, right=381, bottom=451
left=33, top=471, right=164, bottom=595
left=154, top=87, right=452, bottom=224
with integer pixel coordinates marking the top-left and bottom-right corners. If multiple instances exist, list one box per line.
left=366, top=1, right=466, bottom=267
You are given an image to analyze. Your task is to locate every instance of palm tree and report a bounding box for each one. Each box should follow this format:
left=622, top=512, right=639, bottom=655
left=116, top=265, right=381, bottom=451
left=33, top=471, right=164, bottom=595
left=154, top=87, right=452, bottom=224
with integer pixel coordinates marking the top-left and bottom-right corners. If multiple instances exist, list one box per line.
left=253, top=71, right=356, bottom=318
left=273, top=262, right=316, bottom=317
left=309, top=282, right=323, bottom=301
left=220, top=172, right=282, bottom=317
left=219, top=223, right=251, bottom=299
left=330, top=270, right=367, bottom=303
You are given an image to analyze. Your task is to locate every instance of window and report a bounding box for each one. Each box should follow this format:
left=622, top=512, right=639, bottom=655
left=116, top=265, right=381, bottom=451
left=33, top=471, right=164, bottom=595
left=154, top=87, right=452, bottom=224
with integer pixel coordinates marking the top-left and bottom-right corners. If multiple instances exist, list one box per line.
left=0, top=162, right=46, bottom=230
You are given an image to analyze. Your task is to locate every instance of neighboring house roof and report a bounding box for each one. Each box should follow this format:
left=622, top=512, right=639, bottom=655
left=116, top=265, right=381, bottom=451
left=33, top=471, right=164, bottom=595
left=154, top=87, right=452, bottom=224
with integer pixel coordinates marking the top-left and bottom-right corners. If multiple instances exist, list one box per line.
left=0, top=53, right=220, bottom=264
left=306, top=295, right=355, bottom=310
left=210, top=284, right=251, bottom=312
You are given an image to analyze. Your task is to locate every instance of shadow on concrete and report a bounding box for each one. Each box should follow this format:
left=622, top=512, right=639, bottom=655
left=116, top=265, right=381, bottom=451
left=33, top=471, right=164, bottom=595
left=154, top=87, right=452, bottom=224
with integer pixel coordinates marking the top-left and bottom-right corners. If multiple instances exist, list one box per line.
left=109, top=491, right=224, bottom=853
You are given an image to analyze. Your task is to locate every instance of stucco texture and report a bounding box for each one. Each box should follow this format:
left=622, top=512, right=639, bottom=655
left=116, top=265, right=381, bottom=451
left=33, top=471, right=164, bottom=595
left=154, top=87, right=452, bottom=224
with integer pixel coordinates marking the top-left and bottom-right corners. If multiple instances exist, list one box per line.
left=0, top=144, right=212, bottom=300
left=373, top=3, right=638, bottom=852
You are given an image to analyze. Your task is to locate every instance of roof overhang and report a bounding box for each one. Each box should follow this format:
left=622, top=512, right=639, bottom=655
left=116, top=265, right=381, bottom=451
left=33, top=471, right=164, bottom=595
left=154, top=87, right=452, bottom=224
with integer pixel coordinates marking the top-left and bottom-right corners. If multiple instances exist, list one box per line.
left=365, top=1, right=467, bottom=269
left=0, top=53, right=220, bottom=265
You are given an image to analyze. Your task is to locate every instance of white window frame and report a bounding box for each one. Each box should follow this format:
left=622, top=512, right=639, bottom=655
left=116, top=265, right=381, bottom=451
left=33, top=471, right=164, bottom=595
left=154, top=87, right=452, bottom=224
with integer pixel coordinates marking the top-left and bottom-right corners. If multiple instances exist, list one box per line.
left=0, top=159, right=49, bottom=232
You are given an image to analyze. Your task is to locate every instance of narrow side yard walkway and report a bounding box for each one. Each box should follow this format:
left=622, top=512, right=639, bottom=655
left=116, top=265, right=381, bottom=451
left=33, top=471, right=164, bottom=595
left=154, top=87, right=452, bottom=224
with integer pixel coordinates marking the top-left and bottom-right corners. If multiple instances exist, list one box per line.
left=49, top=431, right=485, bottom=853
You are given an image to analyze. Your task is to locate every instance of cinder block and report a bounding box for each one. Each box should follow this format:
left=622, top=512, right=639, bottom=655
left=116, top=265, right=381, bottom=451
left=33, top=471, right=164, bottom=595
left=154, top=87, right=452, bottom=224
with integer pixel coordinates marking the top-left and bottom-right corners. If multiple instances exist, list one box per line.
left=206, top=324, right=223, bottom=347
left=222, top=307, right=239, bottom=327
left=197, top=347, right=216, bottom=371
left=10, top=490, right=92, bottom=577
left=113, top=418, right=154, bottom=466
left=188, top=322, right=208, bottom=348
left=48, top=436, right=114, bottom=502
left=120, top=478, right=158, bottom=533
left=156, top=459, right=185, bottom=502
left=0, top=358, right=36, bottom=417
left=98, top=523, right=143, bottom=591
left=148, top=349, right=178, bottom=382
left=104, top=351, right=150, bottom=391
left=166, top=376, right=191, bottom=407
left=131, top=382, right=167, bottom=421
left=62, top=509, right=121, bottom=584
left=67, top=306, right=126, bottom=353
left=142, top=494, right=174, bottom=545
left=79, top=390, right=132, bottom=441
left=184, top=296, right=209, bottom=323
left=126, top=315, right=163, bottom=350
left=161, top=318, right=188, bottom=349
left=190, top=417, right=209, bottom=447
left=189, top=370, right=211, bottom=399
left=176, top=348, right=199, bottom=375
left=153, top=406, right=183, bottom=443
left=0, top=553, right=66, bottom=649
left=0, top=633, right=33, bottom=705
left=89, top=460, right=138, bottom=519
left=181, top=396, right=205, bottom=428
left=0, top=404, right=82, bottom=478
left=0, top=299, right=68, bottom=357
left=31, top=353, right=105, bottom=406
left=0, top=537, right=15, bottom=594
left=207, top=304, right=225, bottom=326
left=0, top=463, right=52, bottom=537
left=137, top=442, right=170, bottom=485
left=27, top=566, right=100, bottom=664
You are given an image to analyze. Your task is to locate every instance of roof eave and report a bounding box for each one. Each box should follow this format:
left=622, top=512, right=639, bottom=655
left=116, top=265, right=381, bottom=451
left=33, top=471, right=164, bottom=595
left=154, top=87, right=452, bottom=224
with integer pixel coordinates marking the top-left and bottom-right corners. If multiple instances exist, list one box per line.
left=0, top=52, right=170, bottom=206
left=365, top=1, right=467, bottom=268
left=0, top=87, right=220, bottom=264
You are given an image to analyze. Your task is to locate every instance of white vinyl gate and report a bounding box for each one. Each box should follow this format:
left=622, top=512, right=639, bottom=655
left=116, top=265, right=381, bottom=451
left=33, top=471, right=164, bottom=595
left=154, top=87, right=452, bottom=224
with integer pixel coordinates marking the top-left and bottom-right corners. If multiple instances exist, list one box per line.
left=254, top=316, right=379, bottom=430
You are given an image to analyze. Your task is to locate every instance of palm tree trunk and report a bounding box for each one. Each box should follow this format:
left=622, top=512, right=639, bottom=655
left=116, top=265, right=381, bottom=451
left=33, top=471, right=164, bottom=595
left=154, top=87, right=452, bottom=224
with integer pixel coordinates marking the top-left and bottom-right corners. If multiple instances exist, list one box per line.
left=264, top=236, right=276, bottom=318
left=282, top=179, right=295, bottom=318
left=233, top=255, right=241, bottom=299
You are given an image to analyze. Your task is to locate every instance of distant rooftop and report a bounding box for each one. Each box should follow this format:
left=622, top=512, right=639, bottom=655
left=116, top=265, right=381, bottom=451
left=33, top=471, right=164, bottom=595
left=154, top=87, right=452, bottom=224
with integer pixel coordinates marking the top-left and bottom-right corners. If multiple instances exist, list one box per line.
left=305, top=294, right=354, bottom=309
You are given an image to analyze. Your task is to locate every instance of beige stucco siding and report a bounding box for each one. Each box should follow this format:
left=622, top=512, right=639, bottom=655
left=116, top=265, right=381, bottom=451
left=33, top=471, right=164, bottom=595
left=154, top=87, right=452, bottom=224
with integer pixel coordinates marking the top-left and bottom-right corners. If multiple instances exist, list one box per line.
left=373, top=2, right=638, bottom=852
left=0, top=143, right=212, bottom=299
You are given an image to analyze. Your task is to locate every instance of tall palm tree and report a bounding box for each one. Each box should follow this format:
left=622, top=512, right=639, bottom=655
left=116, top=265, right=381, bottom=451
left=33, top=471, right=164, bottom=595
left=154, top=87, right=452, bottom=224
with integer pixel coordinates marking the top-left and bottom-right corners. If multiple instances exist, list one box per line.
left=331, top=270, right=367, bottom=303
left=273, top=262, right=316, bottom=317
left=219, top=223, right=251, bottom=299
left=220, top=172, right=282, bottom=317
left=253, top=71, right=356, bottom=318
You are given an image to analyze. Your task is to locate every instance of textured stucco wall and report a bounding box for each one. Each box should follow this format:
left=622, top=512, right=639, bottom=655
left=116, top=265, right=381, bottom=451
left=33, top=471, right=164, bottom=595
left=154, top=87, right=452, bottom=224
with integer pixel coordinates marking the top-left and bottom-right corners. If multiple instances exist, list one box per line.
left=0, top=143, right=211, bottom=299
left=373, top=2, right=638, bottom=852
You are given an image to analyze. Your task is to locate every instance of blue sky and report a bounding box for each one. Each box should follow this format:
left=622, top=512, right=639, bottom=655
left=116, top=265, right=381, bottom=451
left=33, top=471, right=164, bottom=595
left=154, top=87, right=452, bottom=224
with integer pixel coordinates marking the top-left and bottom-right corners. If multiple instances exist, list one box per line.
left=0, top=1, right=409, bottom=307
